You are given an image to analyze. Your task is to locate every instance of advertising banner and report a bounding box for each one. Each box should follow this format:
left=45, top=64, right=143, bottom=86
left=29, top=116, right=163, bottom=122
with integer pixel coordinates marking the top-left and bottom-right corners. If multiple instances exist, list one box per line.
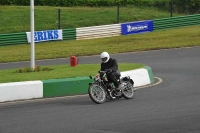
left=26, top=30, right=63, bottom=43
left=121, top=20, right=153, bottom=35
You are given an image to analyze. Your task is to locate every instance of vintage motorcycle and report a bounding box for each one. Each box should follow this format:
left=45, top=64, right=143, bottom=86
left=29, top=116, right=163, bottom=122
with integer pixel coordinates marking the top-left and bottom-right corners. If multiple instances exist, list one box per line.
left=88, top=70, right=135, bottom=104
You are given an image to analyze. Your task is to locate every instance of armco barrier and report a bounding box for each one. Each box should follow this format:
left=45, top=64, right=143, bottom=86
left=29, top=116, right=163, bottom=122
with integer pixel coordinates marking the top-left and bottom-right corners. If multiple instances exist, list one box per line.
left=0, top=32, right=27, bottom=46
left=153, top=14, right=200, bottom=30
left=0, top=66, right=154, bottom=102
left=0, top=14, right=199, bottom=46
left=76, top=24, right=121, bottom=40
left=0, top=28, right=76, bottom=46
left=62, top=28, right=76, bottom=40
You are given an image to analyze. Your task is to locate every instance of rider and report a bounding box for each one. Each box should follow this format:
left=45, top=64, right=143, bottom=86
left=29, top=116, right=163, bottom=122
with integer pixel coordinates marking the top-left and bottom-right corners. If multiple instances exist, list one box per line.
left=100, top=52, right=123, bottom=91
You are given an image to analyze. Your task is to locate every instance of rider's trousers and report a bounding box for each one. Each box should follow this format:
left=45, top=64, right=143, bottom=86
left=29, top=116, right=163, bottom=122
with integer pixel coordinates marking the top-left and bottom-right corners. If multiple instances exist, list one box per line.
left=106, top=72, right=120, bottom=87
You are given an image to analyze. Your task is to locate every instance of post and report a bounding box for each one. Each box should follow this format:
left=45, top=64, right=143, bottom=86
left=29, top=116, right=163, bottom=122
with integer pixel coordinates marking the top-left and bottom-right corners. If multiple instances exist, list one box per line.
left=30, top=0, right=35, bottom=69
left=170, top=0, right=173, bottom=17
left=58, top=9, right=61, bottom=29
left=117, top=4, right=119, bottom=23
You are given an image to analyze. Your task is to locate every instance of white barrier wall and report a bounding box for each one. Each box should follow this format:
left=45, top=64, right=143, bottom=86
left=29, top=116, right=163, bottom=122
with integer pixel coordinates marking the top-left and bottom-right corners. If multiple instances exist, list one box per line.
left=76, top=24, right=121, bottom=40
left=121, top=68, right=151, bottom=87
left=0, top=67, right=153, bottom=103
left=0, top=81, right=43, bottom=102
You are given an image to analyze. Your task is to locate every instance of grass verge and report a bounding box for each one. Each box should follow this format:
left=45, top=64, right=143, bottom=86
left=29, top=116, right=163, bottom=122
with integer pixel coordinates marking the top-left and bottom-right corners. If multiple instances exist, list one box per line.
left=0, top=25, right=199, bottom=83
left=0, top=63, right=144, bottom=83
left=0, top=5, right=182, bottom=34
left=0, top=25, right=199, bottom=63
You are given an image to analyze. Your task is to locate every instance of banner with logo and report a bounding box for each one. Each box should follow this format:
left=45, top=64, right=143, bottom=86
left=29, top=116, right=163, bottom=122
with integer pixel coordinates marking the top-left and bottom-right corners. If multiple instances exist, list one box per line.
left=26, top=30, right=63, bottom=43
left=121, top=20, right=153, bottom=35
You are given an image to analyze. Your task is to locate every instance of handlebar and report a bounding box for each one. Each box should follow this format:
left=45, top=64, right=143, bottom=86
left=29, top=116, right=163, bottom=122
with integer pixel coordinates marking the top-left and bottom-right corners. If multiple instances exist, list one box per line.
left=98, top=71, right=106, bottom=73
left=99, top=69, right=112, bottom=73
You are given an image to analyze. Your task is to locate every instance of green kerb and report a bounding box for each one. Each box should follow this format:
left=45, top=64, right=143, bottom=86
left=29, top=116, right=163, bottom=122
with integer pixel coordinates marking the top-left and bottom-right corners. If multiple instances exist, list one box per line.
left=144, top=66, right=154, bottom=83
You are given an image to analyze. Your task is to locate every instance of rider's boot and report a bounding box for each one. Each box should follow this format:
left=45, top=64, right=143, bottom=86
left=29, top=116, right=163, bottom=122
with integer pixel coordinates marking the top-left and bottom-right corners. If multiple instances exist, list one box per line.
left=115, top=83, right=124, bottom=91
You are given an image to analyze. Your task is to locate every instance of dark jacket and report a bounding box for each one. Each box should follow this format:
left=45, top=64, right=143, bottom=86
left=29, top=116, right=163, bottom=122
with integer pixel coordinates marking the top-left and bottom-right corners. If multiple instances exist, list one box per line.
left=100, top=58, right=121, bottom=76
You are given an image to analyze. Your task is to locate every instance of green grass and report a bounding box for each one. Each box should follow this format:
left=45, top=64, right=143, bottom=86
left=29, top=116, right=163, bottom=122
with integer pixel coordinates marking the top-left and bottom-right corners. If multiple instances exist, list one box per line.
left=0, top=63, right=144, bottom=83
left=0, top=6, right=199, bottom=84
left=0, top=5, right=182, bottom=34
left=0, top=25, right=199, bottom=63
left=0, top=25, right=199, bottom=83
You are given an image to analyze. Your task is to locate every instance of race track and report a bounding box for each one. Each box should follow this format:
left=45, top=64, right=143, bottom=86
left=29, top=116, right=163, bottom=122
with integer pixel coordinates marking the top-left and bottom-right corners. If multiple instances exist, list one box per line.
left=0, top=47, right=200, bottom=133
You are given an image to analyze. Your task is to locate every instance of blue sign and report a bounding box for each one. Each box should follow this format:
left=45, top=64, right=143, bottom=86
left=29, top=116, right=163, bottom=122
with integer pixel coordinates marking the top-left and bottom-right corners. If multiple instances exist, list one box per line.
left=121, top=20, right=153, bottom=35
left=26, top=30, right=63, bottom=43
left=34, top=30, right=59, bottom=42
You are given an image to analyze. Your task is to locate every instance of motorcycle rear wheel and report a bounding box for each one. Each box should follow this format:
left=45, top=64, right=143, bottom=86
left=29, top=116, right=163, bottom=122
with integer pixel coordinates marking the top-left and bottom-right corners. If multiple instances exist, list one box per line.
left=88, top=84, right=106, bottom=104
left=122, top=81, right=135, bottom=99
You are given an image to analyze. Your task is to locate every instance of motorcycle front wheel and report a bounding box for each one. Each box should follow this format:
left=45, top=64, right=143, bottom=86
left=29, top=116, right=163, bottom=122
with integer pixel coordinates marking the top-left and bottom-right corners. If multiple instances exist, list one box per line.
left=122, top=81, right=135, bottom=99
left=88, top=84, right=106, bottom=104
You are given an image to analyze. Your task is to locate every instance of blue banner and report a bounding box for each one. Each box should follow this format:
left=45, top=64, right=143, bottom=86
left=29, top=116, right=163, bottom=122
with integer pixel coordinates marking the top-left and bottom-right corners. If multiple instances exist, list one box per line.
left=26, top=30, right=63, bottom=43
left=121, top=20, right=153, bottom=35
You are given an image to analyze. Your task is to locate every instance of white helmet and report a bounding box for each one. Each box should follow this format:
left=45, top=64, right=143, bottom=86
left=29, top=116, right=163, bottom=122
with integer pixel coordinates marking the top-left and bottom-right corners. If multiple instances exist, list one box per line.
left=100, top=52, right=110, bottom=63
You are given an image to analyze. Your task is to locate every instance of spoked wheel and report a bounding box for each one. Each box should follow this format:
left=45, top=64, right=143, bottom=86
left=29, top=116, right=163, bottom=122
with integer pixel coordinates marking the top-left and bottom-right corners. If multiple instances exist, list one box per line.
left=121, top=81, right=135, bottom=99
left=88, top=84, right=106, bottom=104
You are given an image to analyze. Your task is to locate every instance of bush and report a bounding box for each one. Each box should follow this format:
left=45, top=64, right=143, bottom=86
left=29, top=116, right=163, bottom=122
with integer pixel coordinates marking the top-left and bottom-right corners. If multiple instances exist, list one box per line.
left=16, top=65, right=51, bottom=73
left=174, top=0, right=200, bottom=13
left=0, top=0, right=160, bottom=6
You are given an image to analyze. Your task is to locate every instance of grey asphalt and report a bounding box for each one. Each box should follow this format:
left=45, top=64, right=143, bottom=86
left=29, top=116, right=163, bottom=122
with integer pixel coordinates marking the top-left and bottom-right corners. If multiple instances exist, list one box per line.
left=0, top=47, right=200, bottom=133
